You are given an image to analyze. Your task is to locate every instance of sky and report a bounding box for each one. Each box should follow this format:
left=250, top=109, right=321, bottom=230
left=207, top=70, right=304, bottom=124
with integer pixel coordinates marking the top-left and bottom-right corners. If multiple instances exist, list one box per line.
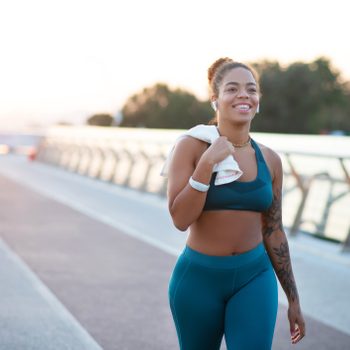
left=0, top=0, right=349, bottom=129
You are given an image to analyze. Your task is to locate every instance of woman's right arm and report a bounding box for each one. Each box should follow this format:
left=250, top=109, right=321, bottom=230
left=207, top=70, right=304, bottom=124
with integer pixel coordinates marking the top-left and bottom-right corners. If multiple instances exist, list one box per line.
left=167, top=136, right=233, bottom=231
left=167, top=137, right=214, bottom=231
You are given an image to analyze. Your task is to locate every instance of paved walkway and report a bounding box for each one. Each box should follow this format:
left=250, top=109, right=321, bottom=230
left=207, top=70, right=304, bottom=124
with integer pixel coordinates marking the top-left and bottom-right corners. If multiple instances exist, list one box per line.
left=0, top=155, right=349, bottom=349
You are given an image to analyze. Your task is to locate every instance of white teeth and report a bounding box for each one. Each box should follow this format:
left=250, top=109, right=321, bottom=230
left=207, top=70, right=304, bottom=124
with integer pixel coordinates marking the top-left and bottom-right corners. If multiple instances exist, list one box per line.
left=236, top=105, right=250, bottom=110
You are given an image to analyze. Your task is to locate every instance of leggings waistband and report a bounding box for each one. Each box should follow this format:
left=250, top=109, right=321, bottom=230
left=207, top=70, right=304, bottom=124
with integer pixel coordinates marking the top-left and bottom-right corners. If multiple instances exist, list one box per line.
left=182, top=242, right=266, bottom=269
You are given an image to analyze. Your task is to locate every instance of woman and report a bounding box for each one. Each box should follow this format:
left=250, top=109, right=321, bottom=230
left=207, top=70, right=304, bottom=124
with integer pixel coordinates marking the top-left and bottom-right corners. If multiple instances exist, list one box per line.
left=165, top=57, right=305, bottom=349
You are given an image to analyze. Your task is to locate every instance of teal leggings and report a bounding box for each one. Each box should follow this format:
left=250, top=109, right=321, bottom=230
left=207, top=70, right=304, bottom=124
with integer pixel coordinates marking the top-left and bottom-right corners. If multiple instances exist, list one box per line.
left=168, top=242, right=278, bottom=350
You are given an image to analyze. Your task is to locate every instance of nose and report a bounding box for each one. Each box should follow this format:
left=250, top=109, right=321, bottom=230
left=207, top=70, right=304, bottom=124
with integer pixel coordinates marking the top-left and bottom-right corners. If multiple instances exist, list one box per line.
left=237, top=89, right=249, bottom=98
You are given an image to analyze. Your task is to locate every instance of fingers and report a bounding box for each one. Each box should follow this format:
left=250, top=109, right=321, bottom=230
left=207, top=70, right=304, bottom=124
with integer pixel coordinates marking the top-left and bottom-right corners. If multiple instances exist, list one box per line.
left=299, top=318, right=306, bottom=338
left=218, top=137, right=235, bottom=153
left=289, top=322, right=296, bottom=337
left=288, top=306, right=306, bottom=344
left=290, top=321, right=306, bottom=344
left=223, top=139, right=235, bottom=154
left=291, top=325, right=301, bottom=344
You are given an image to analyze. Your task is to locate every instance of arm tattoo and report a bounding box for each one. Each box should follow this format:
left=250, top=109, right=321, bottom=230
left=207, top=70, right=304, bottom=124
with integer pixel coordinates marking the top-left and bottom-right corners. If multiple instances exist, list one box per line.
left=262, top=188, right=284, bottom=239
left=273, top=242, right=299, bottom=303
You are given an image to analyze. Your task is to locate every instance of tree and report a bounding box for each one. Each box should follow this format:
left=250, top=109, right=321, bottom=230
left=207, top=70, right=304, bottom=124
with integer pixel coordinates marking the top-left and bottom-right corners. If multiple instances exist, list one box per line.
left=120, top=83, right=213, bottom=129
left=119, top=58, right=350, bottom=133
left=252, top=57, right=350, bottom=134
left=55, top=121, right=73, bottom=126
left=87, top=113, right=114, bottom=126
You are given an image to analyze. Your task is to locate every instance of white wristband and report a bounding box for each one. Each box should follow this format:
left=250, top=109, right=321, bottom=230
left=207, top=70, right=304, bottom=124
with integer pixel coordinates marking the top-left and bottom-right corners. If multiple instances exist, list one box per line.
left=189, top=176, right=210, bottom=192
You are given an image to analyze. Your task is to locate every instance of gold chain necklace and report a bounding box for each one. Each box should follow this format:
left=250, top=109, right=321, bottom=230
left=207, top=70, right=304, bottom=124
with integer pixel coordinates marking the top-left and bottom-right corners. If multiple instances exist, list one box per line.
left=232, top=136, right=251, bottom=148
left=216, top=127, right=251, bottom=148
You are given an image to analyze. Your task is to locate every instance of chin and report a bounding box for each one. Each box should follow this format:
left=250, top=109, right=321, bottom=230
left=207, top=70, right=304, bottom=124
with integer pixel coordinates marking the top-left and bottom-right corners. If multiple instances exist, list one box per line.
left=231, top=114, right=252, bottom=122
left=229, top=119, right=252, bottom=127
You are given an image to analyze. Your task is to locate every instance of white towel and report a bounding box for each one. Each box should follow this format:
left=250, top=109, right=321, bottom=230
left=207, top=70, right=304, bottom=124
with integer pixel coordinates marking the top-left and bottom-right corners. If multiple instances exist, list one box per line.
left=160, top=124, right=243, bottom=185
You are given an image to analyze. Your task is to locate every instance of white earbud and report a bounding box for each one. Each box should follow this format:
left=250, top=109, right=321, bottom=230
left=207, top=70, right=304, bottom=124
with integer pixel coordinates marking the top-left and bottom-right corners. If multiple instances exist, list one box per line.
left=256, top=104, right=260, bottom=113
left=211, top=100, right=218, bottom=112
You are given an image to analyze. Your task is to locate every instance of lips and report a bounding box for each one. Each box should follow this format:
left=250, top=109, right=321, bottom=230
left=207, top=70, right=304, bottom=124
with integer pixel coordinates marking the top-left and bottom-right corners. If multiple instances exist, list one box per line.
left=233, top=103, right=252, bottom=111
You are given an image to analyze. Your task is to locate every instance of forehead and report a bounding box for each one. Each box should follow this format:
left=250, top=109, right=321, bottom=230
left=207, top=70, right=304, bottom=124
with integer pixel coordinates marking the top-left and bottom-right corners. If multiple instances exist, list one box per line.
left=222, top=67, right=256, bottom=86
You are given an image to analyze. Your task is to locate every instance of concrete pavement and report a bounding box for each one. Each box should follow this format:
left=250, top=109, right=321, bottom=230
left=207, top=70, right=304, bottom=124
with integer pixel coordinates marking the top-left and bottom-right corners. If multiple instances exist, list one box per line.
left=0, top=154, right=349, bottom=349
left=0, top=238, right=102, bottom=350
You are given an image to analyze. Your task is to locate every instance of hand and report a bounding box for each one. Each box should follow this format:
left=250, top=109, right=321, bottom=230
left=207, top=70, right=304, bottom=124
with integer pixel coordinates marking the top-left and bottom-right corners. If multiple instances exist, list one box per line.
left=288, top=302, right=306, bottom=344
left=201, top=136, right=235, bottom=165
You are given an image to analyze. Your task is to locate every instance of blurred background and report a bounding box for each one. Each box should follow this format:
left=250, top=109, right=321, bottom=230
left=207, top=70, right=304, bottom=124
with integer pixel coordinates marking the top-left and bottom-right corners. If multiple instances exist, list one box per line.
left=0, top=0, right=349, bottom=349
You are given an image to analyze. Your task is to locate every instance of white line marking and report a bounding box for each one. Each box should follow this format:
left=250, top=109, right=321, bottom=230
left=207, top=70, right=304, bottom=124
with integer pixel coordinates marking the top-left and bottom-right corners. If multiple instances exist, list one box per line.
left=0, top=238, right=103, bottom=350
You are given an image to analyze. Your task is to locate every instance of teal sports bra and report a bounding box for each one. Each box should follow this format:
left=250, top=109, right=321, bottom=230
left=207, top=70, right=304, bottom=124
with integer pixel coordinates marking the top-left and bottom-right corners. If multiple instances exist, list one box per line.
left=203, top=138, right=273, bottom=212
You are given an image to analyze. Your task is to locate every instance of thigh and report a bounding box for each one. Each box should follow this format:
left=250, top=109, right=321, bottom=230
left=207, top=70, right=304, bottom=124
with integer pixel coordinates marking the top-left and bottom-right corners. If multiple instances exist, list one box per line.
left=168, top=257, right=225, bottom=350
left=224, top=257, right=278, bottom=350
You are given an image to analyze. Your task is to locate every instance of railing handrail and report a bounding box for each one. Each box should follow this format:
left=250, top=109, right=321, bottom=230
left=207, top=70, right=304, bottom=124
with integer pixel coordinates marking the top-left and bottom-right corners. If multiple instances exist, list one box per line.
left=35, top=126, right=350, bottom=252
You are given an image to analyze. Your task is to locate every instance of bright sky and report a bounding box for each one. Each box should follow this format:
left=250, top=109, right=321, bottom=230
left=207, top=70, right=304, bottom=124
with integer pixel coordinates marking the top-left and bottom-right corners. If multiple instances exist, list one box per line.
left=0, top=0, right=349, bottom=129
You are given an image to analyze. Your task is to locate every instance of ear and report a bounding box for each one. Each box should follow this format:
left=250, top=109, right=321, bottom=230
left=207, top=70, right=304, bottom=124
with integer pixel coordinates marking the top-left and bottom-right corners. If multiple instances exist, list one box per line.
left=210, top=95, right=218, bottom=112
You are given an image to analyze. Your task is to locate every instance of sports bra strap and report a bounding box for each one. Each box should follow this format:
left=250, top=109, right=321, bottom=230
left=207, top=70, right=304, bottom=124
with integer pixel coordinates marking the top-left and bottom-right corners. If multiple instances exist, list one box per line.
left=250, top=139, right=264, bottom=162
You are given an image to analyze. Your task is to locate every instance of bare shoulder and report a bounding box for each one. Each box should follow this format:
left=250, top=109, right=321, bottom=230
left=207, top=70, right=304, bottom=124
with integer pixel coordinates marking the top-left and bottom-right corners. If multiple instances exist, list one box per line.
left=174, top=135, right=208, bottom=150
left=256, top=142, right=282, bottom=180
left=167, top=135, right=209, bottom=182
left=172, top=136, right=209, bottom=166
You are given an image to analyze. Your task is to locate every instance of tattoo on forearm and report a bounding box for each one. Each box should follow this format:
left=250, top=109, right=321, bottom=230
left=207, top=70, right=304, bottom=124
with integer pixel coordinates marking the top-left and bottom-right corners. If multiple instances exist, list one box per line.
left=273, top=242, right=299, bottom=302
left=262, top=189, right=283, bottom=238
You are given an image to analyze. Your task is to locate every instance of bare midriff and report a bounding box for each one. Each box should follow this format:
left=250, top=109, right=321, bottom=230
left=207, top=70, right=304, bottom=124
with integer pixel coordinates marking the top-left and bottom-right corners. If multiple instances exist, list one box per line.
left=186, top=210, right=263, bottom=256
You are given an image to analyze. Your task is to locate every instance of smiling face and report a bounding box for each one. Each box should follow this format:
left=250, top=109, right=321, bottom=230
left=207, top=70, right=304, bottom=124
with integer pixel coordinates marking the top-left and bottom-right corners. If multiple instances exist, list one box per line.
left=216, top=67, right=259, bottom=123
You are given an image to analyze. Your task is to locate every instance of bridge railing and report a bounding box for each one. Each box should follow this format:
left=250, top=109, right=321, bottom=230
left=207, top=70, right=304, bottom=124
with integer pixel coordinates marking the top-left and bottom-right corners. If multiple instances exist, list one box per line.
left=35, top=126, right=350, bottom=252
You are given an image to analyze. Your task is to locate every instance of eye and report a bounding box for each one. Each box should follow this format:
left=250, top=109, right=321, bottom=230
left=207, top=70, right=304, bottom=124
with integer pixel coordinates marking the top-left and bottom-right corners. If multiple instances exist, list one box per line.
left=227, top=87, right=237, bottom=92
left=248, top=88, right=257, bottom=93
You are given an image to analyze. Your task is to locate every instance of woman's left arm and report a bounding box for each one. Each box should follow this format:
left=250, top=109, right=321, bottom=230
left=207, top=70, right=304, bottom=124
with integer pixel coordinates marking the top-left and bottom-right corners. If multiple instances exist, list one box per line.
left=261, top=150, right=306, bottom=345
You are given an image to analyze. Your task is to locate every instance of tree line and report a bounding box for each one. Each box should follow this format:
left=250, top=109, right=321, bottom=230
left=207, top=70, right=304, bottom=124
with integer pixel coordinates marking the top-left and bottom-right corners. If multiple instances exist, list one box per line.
left=87, top=57, right=350, bottom=134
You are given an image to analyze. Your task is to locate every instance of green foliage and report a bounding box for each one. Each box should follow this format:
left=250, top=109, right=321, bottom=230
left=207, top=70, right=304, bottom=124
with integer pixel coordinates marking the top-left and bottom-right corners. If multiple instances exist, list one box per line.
left=252, top=57, right=350, bottom=134
left=117, top=57, right=350, bottom=133
left=87, top=113, right=114, bottom=127
left=120, top=83, right=213, bottom=129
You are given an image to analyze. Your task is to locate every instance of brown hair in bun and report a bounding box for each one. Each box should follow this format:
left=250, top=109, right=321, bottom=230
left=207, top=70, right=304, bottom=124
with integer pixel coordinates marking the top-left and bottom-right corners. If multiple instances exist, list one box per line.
left=208, top=57, right=233, bottom=86
left=208, top=57, right=260, bottom=97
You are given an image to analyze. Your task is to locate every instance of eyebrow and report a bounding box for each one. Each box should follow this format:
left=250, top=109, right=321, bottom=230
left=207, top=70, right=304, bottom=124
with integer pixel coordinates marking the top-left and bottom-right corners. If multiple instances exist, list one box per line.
left=225, top=82, right=257, bottom=87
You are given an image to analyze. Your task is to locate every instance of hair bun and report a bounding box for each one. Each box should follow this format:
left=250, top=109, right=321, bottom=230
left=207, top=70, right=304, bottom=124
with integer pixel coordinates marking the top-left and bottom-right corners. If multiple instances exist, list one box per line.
left=208, top=57, right=233, bottom=84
